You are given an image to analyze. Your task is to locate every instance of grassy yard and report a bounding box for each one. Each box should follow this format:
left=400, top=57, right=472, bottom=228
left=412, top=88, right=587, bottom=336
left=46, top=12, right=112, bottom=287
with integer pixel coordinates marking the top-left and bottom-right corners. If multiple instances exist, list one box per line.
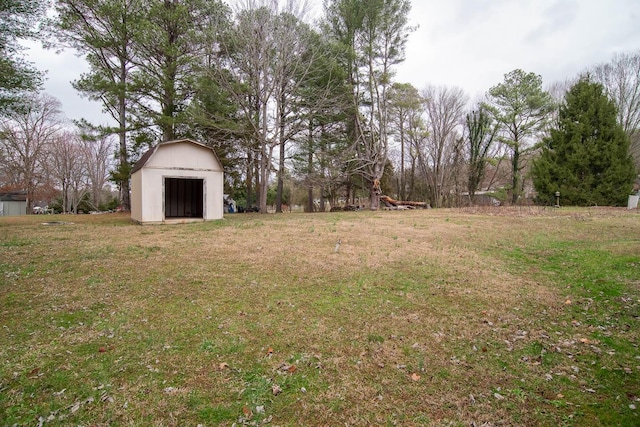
left=1, top=207, right=639, bottom=426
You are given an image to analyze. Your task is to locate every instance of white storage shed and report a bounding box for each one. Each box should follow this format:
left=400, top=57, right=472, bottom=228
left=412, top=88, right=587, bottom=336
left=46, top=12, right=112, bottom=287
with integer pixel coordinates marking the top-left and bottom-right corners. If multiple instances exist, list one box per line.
left=130, top=139, right=224, bottom=224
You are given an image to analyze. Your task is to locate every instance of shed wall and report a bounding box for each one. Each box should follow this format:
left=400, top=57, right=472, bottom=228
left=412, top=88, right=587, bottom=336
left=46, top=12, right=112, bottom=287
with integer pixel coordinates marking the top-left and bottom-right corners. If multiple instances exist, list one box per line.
left=130, top=140, right=224, bottom=224
left=133, top=167, right=223, bottom=223
left=0, top=201, right=26, bottom=216
left=130, top=170, right=143, bottom=222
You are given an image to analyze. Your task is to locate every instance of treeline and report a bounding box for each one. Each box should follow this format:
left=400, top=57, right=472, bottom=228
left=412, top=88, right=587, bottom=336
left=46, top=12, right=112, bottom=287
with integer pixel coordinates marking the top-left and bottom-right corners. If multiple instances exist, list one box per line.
left=1, top=1, right=638, bottom=212
left=0, top=93, right=115, bottom=212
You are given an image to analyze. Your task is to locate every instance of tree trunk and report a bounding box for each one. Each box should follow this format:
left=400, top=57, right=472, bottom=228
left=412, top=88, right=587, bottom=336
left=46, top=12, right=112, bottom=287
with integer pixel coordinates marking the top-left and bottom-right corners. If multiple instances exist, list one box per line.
left=307, top=186, right=314, bottom=212
left=259, top=145, right=268, bottom=213
left=306, top=127, right=314, bottom=213
left=276, top=92, right=286, bottom=213
left=118, top=59, right=130, bottom=210
left=399, top=120, right=405, bottom=200
left=408, top=157, right=416, bottom=201
left=369, top=177, right=381, bottom=210
left=511, top=144, right=520, bottom=204
left=254, top=154, right=260, bottom=210
left=319, top=185, right=326, bottom=212
left=276, top=140, right=285, bottom=213
left=246, top=150, right=254, bottom=209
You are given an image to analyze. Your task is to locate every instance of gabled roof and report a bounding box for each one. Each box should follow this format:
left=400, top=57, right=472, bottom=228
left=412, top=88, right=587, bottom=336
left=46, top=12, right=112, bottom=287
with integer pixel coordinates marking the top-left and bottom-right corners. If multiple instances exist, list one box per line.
left=131, top=139, right=221, bottom=174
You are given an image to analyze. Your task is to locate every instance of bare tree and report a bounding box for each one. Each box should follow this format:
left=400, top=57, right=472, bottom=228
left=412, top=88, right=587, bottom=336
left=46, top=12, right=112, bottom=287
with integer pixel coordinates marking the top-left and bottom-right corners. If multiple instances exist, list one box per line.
left=590, top=51, right=640, bottom=169
left=222, top=6, right=279, bottom=213
left=419, top=85, right=467, bottom=208
left=546, top=78, right=576, bottom=104
left=48, top=131, right=85, bottom=213
left=46, top=129, right=114, bottom=213
left=230, top=0, right=314, bottom=22
left=272, top=12, right=323, bottom=213
left=213, top=2, right=328, bottom=213
left=80, top=133, right=114, bottom=209
left=324, top=0, right=414, bottom=210
left=0, top=93, right=63, bottom=211
left=388, top=82, right=423, bottom=200
left=546, top=78, right=577, bottom=131
left=356, top=0, right=413, bottom=209
left=405, top=110, right=428, bottom=201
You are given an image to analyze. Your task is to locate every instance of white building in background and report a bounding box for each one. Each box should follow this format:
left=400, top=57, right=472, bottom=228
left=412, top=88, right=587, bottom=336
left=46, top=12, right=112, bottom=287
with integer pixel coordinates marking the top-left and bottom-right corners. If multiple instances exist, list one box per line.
left=130, top=139, right=224, bottom=224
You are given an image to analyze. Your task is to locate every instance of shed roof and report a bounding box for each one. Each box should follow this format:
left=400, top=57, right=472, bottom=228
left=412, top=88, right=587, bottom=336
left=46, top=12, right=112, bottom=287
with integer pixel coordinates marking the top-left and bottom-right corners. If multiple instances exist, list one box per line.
left=131, top=139, right=221, bottom=174
left=0, top=191, right=27, bottom=202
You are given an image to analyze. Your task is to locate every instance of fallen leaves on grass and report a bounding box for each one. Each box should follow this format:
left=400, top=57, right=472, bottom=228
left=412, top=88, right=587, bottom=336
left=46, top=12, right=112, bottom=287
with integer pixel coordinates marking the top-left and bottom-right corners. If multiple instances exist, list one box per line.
left=277, top=362, right=296, bottom=374
left=272, top=384, right=282, bottom=396
left=242, top=405, right=252, bottom=418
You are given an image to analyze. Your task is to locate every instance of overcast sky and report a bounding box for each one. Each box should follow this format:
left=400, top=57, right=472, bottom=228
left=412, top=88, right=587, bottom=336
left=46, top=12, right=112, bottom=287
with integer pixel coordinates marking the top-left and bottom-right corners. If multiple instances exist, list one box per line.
left=24, top=0, right=640, bottom=126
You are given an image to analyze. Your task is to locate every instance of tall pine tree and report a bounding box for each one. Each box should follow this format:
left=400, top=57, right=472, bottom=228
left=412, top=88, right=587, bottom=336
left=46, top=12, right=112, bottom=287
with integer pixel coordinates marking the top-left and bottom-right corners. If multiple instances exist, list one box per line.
left=1, top=0, right=47, bottom=113
left=532, top=77, right=636, bottom=206
left=484, top=69, right=554, bottom=204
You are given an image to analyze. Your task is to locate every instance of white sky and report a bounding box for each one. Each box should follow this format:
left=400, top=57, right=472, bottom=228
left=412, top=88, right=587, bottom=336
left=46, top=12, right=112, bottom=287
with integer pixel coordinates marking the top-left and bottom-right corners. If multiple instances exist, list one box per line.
left=23, top=0, right=640, bottom=126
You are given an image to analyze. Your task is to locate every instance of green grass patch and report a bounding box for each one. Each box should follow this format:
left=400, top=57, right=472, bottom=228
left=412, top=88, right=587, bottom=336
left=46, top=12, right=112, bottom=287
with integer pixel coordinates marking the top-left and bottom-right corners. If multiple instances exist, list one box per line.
left=1, top=209, right=639, bottom=425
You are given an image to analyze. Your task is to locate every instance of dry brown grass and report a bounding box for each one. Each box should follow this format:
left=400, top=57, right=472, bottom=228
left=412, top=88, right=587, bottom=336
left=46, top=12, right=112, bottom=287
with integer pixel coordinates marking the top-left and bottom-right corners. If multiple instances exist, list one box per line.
left=1, top=208, right=639, bottom=426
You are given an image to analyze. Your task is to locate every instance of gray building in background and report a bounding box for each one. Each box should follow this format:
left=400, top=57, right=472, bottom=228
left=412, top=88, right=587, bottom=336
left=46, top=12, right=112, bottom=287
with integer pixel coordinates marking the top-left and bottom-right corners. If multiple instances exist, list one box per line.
left=0, top=192, right=27, bottom=216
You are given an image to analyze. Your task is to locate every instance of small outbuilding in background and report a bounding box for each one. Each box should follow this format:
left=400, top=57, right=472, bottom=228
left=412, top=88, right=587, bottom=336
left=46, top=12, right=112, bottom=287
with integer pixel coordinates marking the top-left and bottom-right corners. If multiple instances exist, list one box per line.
left=130, top=139, right=224, bottom=224
left=0, top=191, right=27, bottom=216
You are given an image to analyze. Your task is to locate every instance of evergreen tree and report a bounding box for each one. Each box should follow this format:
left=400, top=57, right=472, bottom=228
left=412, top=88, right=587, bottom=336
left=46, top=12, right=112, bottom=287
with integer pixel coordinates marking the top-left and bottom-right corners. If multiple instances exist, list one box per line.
left=129, top=0, right=229, bottom=143
left=290, top=30, right=351, bottom=212
left=484, top=69, right=555, bottom=204
left=465, top=105, right=498, bottom=200
left=532, top=77, right=636, bottom=206
left=54, top=0, right=146, bottom=210
left=0, top=0, right=47, bottom=113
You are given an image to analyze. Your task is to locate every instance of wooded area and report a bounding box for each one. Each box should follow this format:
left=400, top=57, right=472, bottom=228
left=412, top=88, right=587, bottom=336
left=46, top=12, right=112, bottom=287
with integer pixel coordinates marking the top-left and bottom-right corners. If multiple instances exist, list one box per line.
left=0, top=0, right=638, bottom=213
